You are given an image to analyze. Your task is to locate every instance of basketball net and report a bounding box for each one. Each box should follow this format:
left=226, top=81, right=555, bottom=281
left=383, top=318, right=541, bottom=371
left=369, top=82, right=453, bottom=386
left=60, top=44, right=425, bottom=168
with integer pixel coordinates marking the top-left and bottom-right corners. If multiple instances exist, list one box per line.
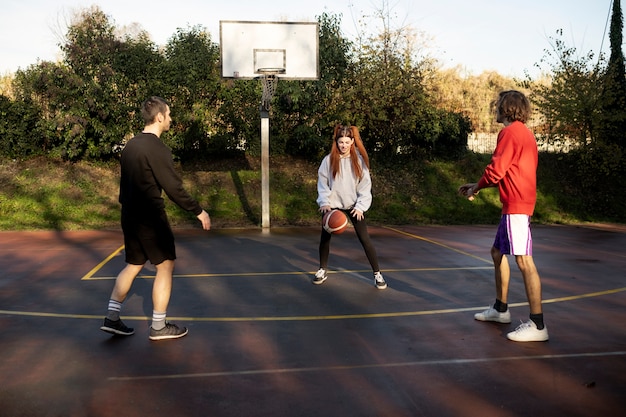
left=258, top=68, right=285, bottom=112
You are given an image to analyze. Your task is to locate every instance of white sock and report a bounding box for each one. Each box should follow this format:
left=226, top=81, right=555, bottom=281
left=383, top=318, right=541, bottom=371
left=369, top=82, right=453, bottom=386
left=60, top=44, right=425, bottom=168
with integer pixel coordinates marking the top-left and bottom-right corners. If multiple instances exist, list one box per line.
left=152, top=311, right=166, bottom=330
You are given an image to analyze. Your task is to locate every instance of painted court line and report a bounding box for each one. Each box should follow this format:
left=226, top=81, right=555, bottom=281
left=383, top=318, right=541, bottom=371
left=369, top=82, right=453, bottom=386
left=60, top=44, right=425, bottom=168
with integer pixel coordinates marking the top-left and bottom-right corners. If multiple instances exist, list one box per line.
left=1, top=286, right=624, bottom=322
left=107, top=351, right=626, bottom=382
left=383, top=226, right=492, bottom=263
left=81, top=266, right=493, bottom=281
left=80, top=227, right=492, bottom=280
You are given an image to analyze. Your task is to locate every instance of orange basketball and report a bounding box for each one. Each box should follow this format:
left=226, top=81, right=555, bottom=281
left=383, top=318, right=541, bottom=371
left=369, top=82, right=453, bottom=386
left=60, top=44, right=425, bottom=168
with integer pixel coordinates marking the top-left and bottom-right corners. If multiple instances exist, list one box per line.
left=322, top=209, right=348, bottom=234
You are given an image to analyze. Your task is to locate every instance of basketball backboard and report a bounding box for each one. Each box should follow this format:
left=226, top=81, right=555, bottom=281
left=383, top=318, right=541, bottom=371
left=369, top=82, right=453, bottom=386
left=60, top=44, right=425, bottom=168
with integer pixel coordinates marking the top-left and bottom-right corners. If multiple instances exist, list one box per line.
left=220, top=20, right=319, bottom=80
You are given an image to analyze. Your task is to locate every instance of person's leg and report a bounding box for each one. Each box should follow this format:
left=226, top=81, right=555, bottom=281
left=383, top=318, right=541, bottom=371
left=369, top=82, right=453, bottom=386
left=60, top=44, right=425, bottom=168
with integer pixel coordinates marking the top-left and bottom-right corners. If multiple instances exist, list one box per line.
left=318, top=228, right=331, bottom=269
left=475, top=216, right=511, bottom=322
left=351, top=216, right=386, bottom=289
left=152, top=259, right=174, bottom=314
left=491, top=246, right=510, bottom=305
left=313, top=229, right=332, bottom=284
left=506, top=216, right=548, bottom=342
left=110, top=263, right=144, bottom=305
left=141, top=214, right=188, bottom=340
left=515, top=255, right=543, bottom=315
left=101, top=263, right=143, bottom=336
left=351, top=216, right=380, bottom=272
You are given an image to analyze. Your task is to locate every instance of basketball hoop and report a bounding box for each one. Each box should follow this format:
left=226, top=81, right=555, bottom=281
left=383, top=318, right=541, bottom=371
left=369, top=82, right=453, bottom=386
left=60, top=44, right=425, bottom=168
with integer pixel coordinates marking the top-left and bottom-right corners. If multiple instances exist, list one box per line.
left=258, top=67, right=285, bottom=111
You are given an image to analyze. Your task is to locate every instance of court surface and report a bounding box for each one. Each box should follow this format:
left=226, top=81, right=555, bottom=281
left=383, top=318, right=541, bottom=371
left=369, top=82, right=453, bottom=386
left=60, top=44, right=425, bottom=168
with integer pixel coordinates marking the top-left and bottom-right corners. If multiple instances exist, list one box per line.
left=0, top=224, right=625, bottom=417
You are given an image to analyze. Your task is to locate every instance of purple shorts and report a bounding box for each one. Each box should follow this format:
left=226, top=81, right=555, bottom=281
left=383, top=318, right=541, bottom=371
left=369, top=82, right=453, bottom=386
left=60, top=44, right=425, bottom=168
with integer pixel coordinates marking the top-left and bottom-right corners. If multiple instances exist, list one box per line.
left=493, top=214, right=533, bottom=256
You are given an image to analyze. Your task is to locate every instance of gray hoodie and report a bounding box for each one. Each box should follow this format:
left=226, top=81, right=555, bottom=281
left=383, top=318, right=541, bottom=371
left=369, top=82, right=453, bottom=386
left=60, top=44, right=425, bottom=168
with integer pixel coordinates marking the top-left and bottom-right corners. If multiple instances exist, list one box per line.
left=316, top=154, right=372, bottom=213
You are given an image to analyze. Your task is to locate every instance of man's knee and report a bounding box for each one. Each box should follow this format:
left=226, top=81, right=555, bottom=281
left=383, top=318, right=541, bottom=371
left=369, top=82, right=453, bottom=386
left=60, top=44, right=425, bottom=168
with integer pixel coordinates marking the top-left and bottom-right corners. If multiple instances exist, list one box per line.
left=515, top=255, right=536, bottom=273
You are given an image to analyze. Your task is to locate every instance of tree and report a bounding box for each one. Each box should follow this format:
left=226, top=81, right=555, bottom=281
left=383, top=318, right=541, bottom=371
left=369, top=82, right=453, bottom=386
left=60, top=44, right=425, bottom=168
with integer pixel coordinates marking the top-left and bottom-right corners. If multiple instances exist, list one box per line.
left=525, top=30, right=604, bottom=145
left=271, top=12, right=353, bottom=159
left=597, top=0, right=626, bottom=147
left=161, top=26, right=223, bottom=159
left=0, top=95, right=43, bottom=158
left=339, top=1, right=469, bottom=158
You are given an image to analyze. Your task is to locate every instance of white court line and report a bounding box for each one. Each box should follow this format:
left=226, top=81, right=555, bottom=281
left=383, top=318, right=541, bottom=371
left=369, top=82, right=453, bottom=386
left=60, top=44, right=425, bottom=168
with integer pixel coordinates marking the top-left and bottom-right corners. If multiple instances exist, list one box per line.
left=108, top=351, right=626, bottom=382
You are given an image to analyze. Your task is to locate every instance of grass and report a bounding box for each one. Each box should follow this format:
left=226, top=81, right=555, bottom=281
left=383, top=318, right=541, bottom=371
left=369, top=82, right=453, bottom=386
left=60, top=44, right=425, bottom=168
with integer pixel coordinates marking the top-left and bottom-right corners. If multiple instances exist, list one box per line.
left=0, top=153, right=623, bottom=231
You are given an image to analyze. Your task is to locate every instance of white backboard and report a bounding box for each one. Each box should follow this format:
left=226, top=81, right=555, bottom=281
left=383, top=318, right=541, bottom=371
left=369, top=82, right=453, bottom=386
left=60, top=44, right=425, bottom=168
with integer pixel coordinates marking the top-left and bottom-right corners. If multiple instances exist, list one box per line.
left=220, top=20, right=319, bottom=80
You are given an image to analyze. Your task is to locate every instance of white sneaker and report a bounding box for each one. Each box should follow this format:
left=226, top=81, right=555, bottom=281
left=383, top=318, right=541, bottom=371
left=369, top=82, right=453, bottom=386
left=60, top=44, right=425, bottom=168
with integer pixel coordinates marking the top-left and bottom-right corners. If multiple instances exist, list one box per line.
left=312, top=268, right=327, bottom=285
left=374, top=271, right=387, bottom=289
left=474, top=306, right=511, bottom=323
left=507, top=320, right=549, bottom=342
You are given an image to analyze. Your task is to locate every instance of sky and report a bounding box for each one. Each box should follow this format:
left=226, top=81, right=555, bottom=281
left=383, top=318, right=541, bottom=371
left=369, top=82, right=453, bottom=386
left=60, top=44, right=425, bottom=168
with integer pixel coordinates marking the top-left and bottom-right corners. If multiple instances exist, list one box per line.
left=0, top=0, right=617, bottom=77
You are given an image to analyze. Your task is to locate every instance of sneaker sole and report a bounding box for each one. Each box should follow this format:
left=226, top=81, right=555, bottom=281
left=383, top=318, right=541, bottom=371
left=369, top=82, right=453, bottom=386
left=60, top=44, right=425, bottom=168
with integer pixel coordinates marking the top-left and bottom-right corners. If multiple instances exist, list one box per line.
left=376, top=282, right=387, bottom=290
left=474, top=316, right=512, bottom=324
left=149, top=328, right=189, bottom=341
left=507, top=334, right=549, bottom=342
left=100, top=326, right=135, bottom=336
left=312, top=277, right=327, bottom=285
left=507, top=330, right=549, bottom=342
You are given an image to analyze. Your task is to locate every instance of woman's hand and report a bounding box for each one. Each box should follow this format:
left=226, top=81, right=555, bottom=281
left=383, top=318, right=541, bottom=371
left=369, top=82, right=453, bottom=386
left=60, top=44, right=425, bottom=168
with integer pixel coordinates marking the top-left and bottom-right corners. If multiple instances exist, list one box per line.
left=351, top=208, right=364, bottom=221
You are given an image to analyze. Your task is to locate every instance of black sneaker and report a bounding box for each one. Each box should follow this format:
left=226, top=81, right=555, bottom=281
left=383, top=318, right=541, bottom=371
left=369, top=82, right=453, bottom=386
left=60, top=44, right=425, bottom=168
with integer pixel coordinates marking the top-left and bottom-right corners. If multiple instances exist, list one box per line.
left=149, top=322, right=189, bottom=341
left=100, top=318, right=135, bottom=336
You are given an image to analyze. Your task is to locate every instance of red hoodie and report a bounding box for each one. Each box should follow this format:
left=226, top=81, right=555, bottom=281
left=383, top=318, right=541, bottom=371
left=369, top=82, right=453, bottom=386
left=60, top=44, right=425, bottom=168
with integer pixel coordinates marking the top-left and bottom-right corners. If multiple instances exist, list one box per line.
left=477, top=121, right=538, bottom=215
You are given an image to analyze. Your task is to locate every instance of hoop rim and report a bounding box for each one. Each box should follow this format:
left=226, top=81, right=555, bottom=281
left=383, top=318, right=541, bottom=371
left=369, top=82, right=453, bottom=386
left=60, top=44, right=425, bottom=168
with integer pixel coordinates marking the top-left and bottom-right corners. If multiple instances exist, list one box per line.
left=256, top=67, right=286, bottom=75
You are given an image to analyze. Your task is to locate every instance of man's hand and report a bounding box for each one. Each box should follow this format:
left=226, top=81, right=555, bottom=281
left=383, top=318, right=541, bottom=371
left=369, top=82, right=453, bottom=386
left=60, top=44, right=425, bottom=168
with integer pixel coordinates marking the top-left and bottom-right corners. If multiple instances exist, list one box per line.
left=197, top=210, right=211, bottom=230
left=458, top=183, right=479, bottom=201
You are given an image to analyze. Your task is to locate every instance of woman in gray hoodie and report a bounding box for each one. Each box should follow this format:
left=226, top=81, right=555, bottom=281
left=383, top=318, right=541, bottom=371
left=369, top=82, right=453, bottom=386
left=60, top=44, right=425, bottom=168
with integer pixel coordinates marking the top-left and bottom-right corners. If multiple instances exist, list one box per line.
left=313, top=124, right=386, bottom=290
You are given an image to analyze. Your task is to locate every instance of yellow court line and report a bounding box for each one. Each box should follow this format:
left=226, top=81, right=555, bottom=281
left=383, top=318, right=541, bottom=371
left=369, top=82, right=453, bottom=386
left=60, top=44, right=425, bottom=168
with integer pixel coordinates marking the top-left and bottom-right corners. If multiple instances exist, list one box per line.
left=383, top=226, right=492, bottom=264
left=82, top=266, right=493, bottom=281
left=1, top=286, right=624, bottom=322
left=81, top=245, right=125, bottom=280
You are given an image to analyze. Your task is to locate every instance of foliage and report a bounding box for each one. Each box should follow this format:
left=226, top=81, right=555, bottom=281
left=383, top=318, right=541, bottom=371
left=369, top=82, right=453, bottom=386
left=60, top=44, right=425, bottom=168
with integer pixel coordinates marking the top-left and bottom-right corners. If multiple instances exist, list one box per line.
left=271, top=12, right=353, bottom=159
left=522, top=29, right=605, bottom=145
left=161, top=26, right=224, bottom=159
left=597, top=0, right=626, bottom=147
left=2, top=153, right=623, bottom=231
left=429, top=69, right=520, bottom=133
left=335, top=4, right=469, bottom=159
left=2, top=5, right=624, bottom=226
left=0, top=95, right=43, bottom=158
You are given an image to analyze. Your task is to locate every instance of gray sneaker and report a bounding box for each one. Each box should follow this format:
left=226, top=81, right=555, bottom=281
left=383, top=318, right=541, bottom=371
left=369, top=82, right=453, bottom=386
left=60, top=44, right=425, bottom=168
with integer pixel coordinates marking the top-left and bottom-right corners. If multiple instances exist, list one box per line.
left=149, top=322, right=188, bottom=341
left=100, top=318, right=135, bottom=336
left=474, top=306, right=511, bottom=323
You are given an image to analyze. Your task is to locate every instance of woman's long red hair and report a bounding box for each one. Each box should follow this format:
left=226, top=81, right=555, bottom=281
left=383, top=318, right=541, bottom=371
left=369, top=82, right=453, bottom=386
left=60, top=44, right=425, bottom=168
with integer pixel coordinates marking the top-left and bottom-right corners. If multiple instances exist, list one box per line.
left=328, top=125, right=370, bottom=179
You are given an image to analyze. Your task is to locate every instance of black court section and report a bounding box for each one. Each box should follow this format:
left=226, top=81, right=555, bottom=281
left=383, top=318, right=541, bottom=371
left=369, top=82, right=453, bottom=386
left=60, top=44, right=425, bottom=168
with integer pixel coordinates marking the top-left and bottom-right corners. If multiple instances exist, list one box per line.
left=0, top=225, right=625, bottom=417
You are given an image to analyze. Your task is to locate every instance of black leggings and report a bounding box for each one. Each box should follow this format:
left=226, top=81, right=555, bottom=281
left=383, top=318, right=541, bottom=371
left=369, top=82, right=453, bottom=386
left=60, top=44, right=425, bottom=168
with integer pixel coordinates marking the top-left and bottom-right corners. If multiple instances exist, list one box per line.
left=319, top=210, right=380, bottom=272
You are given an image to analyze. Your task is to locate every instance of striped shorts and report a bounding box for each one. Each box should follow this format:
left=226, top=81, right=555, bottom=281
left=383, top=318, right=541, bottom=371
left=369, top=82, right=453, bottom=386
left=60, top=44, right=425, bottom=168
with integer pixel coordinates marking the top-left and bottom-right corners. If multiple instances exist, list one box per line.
left=493, top=214, right=533, bottom=256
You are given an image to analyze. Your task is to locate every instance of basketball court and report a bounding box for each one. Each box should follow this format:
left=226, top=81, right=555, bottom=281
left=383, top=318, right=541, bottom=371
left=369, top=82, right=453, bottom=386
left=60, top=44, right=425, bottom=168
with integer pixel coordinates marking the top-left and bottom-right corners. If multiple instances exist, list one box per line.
left=0, top=224, right=625, bottom=417
left=1, top=20, right=624, bottom=417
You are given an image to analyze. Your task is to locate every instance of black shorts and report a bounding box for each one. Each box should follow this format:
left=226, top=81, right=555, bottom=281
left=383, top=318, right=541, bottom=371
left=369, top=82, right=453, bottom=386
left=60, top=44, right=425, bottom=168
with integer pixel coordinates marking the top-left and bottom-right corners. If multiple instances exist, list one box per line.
left=121, top=209, right=176, bottom=265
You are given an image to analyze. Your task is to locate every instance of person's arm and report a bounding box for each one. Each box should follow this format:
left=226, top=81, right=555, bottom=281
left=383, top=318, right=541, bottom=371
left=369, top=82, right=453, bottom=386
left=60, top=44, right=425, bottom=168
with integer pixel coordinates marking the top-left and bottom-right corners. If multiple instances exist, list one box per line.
left=316, top=157, right=332, bottom=213
left=152, top=144, right=204, bottom=215
left=352, top=160, right=372, bottom=220
left=458, top=130, right=515, bottom=200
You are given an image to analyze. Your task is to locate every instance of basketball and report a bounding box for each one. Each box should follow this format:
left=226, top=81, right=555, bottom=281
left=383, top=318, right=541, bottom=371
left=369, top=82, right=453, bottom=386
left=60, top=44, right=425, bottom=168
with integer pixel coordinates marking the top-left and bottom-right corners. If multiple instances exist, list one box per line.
left=322, top=209, right=348, bottom=234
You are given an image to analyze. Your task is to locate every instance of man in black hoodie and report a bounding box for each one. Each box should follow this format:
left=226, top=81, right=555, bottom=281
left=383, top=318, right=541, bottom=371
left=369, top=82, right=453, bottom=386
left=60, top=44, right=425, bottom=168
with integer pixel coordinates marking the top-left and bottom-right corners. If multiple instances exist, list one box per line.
left=100, top=96, right=210, bottom=341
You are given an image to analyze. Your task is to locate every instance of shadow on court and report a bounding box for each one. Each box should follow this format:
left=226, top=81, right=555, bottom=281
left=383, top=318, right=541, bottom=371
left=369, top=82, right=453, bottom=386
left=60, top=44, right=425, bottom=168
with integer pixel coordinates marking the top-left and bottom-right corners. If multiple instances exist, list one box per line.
left=0, top=224, right=625, bottom=417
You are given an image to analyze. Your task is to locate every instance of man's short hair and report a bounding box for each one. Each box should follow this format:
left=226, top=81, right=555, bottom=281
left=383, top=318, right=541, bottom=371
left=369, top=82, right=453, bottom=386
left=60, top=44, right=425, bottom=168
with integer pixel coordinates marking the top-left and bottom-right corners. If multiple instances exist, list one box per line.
left=141, top=96, right=169, bottom=125
left=496, top=90, right=531, bottom=123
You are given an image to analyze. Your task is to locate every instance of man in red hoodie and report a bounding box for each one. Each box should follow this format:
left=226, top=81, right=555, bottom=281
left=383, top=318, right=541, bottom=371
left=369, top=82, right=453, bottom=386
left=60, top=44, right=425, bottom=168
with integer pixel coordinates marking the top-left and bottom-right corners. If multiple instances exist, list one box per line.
left=459, top=90, right=548, bottom=342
